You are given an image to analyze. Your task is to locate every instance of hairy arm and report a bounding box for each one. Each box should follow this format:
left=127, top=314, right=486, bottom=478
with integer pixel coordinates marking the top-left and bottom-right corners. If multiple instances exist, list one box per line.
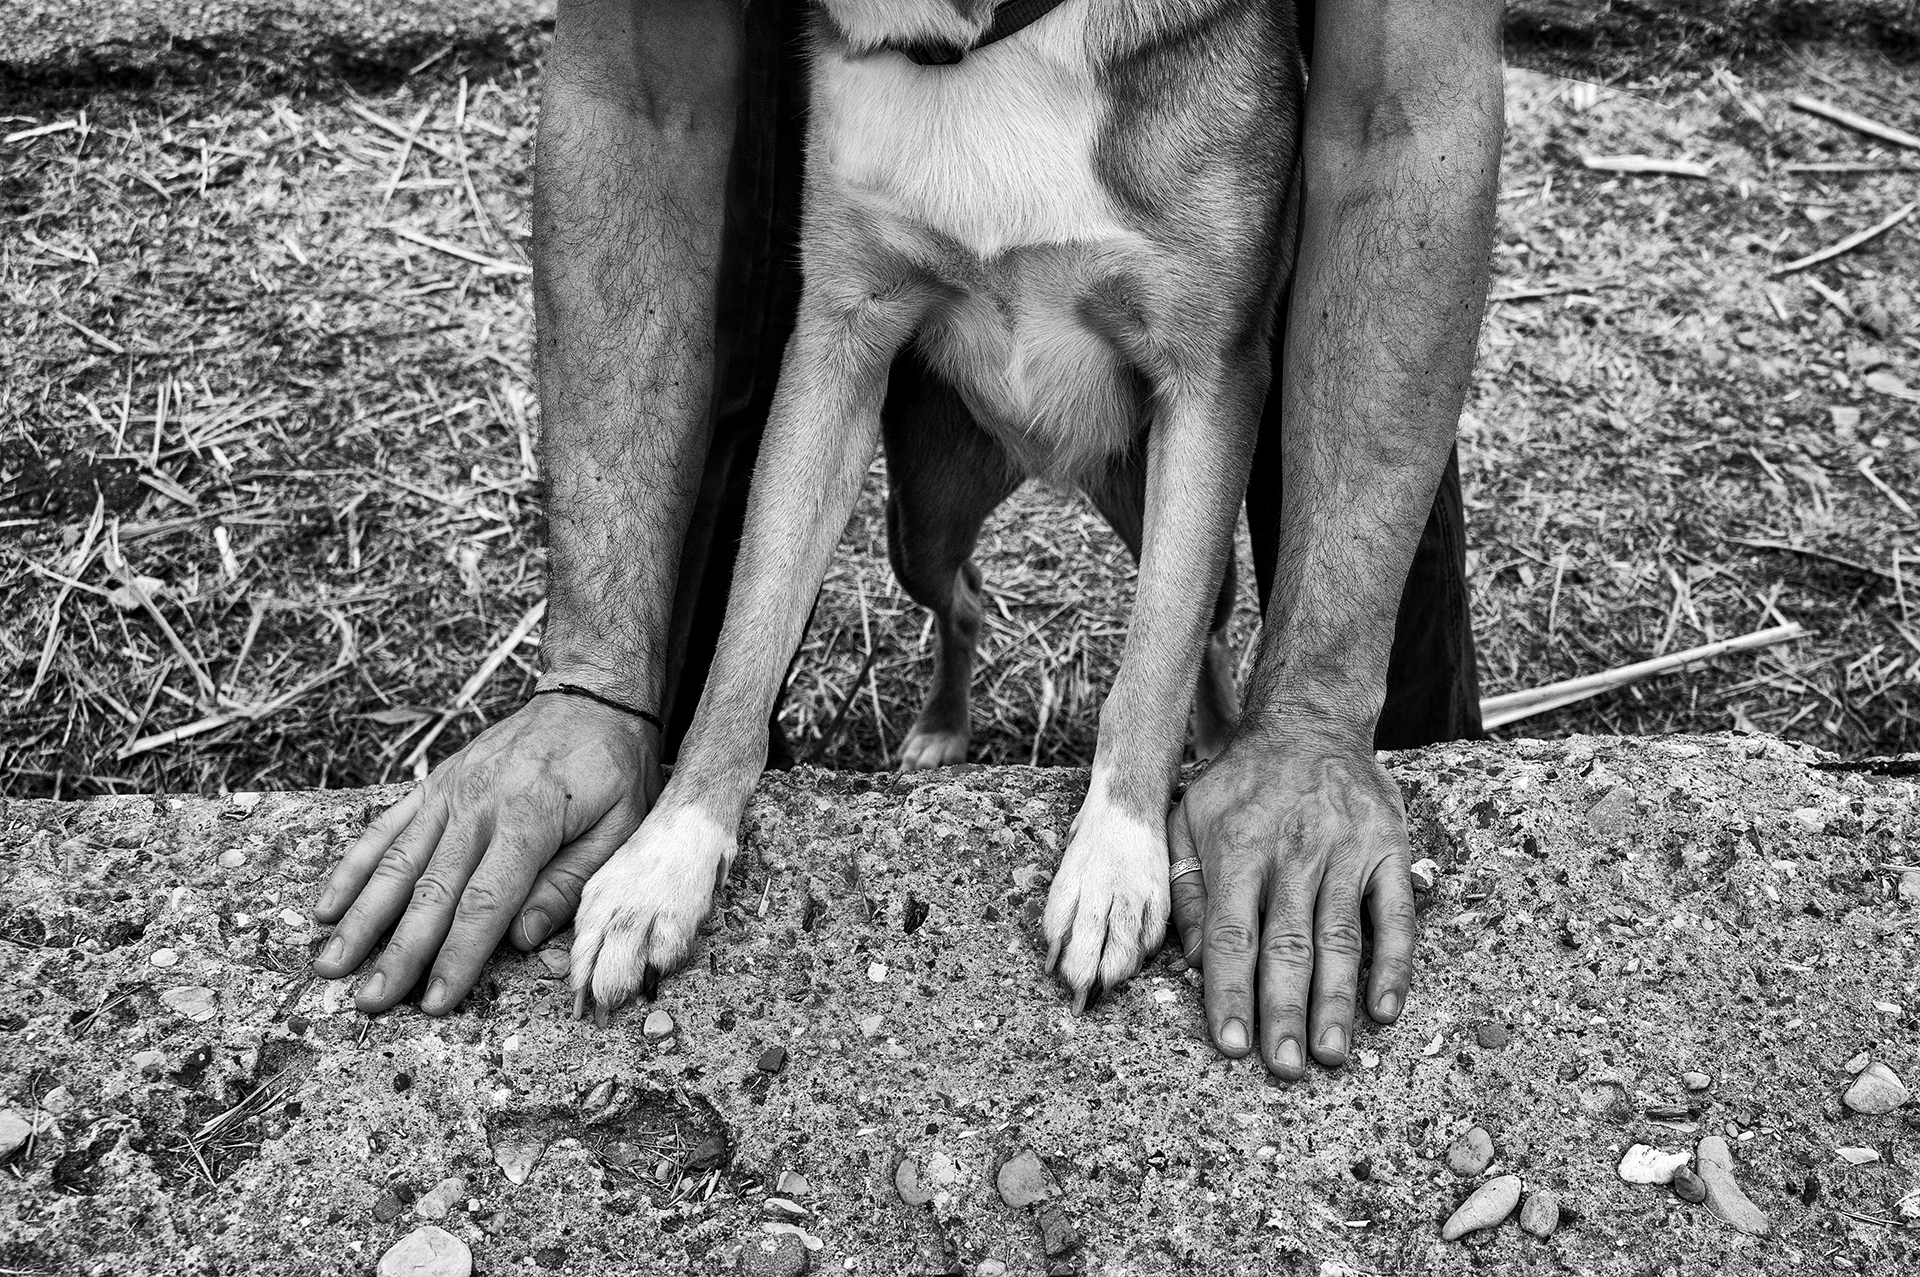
left=1170, top=0, right=1503, bottom=1077
left=310, top=0, right=746, bottom=1016
left=536, top=0, right=746, bottom=709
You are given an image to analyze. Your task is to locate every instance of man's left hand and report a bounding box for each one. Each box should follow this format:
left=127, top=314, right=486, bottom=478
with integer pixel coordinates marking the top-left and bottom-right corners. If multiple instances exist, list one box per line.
left=1167, top=722, right=1416, bottom=1079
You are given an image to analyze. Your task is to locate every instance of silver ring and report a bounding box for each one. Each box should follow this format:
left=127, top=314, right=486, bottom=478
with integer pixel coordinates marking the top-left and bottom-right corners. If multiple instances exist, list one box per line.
left=1169, top=858, right=1203, bottom=883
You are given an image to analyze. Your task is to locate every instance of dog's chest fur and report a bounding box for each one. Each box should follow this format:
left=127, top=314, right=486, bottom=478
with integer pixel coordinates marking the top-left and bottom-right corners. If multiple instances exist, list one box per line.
left=810, top=1, right=1151, bottom=478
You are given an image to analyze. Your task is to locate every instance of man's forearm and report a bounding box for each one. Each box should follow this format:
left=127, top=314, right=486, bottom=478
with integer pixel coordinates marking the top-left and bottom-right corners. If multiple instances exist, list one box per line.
left=532, top=0, right=744, bottom=713
left=1241, top=0, right=1504, bottom=740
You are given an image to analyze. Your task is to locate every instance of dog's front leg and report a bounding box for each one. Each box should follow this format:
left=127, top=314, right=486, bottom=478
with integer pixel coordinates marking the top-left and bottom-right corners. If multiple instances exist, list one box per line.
left=571, top=276, right=931, bottom=1019
left=1044, top=356, right=1268, bottom=1009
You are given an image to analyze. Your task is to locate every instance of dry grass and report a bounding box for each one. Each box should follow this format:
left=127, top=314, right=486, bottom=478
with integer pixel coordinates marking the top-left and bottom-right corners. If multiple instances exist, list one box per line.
left=2, top=43, right=1917, bottom=800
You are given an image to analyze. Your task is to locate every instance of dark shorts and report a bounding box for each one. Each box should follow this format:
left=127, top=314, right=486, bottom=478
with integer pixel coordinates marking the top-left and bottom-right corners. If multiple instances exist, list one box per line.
left=658, top=0, right=1481, bottom=760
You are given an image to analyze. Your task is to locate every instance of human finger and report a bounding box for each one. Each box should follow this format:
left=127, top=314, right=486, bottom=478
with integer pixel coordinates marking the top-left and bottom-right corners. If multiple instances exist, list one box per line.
left=1306, top=852, right=1364, bottom=1069
left=1166, top=803, right=1209, bottom=968
left=510, top=811, right=641, bottom=950
left=348, top=805, right=492, bottom=1013
left=313, top=786, right=427, bottom=923
left=312, top=794, right=451, bottom=980
left=1200, top=838, right=1264, bottom=1059
left=1255, top=851, right=1316, bottom=1081
left=1362, top=848, right=1417, bottom=1024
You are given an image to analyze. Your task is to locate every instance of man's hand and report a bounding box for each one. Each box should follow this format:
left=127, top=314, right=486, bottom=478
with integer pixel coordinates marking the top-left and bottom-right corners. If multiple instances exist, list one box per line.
left=1167, top=722, right=1415, bottom=1080
left=310, top=696, right=661, bottom=1016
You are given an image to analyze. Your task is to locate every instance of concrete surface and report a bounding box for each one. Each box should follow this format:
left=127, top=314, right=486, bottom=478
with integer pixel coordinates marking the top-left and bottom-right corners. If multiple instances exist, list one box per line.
left=0, top=734, right=1916, bottom=1275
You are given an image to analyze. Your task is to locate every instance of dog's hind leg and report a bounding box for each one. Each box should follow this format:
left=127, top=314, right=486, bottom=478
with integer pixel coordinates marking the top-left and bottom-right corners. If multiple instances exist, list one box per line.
left=883, top=349, right=1024, bottom=770
left=1083, top=458, right=1242, bottom=762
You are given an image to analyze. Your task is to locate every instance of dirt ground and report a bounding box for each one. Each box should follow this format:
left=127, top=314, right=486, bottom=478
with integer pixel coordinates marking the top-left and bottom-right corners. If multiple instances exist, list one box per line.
left=2, top=29, right=1918, bottom=798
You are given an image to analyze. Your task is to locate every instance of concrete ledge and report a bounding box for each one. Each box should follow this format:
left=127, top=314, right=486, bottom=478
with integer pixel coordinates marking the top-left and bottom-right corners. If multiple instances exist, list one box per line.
left=0, top=735, right=1916, bottom=1274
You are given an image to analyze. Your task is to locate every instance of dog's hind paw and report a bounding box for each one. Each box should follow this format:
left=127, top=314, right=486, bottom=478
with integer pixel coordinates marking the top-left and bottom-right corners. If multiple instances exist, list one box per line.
left=898, top=723, right=969, bottom=771
left=570, top=807, right=735, bottom=1023
left=1040, top=788, right=1170, bottom=1012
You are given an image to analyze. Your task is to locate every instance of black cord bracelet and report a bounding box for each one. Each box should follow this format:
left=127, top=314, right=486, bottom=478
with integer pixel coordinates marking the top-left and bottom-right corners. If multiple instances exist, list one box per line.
left=531, top=684, right=663, bottom=732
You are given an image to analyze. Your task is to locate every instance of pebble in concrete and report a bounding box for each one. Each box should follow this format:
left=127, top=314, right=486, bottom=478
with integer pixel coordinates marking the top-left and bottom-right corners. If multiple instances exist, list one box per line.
left=741, top=1232, right=809, bottom=1276
left=1682, top=1071, right=1711, bottom=1091
left=0, top=1109, right=41, bottom=1159
left=415, top=1177, right=466, bottom=1221
left=131, top=1049, right=167, bottom=1078
left=1899, top=869, right=1920, bottom=904
left=537, top=948, right=571, bottom=979
left=377, top=1225, right=472, bottom=1277
left=776, top=1170, right=810, bottom=1199
left=642, top=1009, right=676, bottom=1040
left=1518, top=1190, right=1560, bottom=1239
left=1671, top=1165, right=1708, bottom=1204
left=1446, top=1126, right=1495, bottom=1177
left=1441, top=1174, right=1522, bottom=1240
left=1036, top=1206, right=1079, bottom=1257
left=160, top=986, right=218, bottom=1023
left=1617, top=1144, right=1689, bottom=1185
left=894, top=1157, right=935, bottom=1206
left=148, top=948, right=179, bottom=968
left=997, top=1149, right=1052, bottom=1207
left=1695, top=1136, right=1770, bottom=1236
left=217, top=849, right=247, bottom=869
left=492, top=1142, right=543, bottom=1186
left=1475, top=1021, right=1510, bottom=1050
left=1842, top=1061, right=1910, bottom=1116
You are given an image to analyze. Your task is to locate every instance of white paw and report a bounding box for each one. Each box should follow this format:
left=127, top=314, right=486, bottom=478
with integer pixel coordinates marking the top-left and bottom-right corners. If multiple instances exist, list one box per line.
left=570, top=806, right=735, bottom=1020
left=1041, top=778, right=1170, bottom=1009
left=898, top=723, right=969, bottom=771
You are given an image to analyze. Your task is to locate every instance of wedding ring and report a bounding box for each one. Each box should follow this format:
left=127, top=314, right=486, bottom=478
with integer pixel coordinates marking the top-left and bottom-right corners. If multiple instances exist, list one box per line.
left=1169, top=857, right=1203, bottom=883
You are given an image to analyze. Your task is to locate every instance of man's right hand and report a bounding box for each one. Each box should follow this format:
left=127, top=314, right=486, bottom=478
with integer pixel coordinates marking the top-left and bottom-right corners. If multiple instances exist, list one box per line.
left=310, top=694, right=661, bottom=1016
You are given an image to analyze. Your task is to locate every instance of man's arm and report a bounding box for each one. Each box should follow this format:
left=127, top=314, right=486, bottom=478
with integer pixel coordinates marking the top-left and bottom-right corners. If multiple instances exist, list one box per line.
left=1169, top=0, right=1504, bottom=1076
left=310, top=0, right=745, bottom=1015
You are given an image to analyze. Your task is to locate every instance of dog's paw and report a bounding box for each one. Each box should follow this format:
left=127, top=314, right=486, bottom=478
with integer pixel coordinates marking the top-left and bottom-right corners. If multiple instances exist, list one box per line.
left=570, top=807, right=735, bottom=1023
left=898, top=721, right=969, bottom=771
left=1041, top=789, right=1170, bottom=1011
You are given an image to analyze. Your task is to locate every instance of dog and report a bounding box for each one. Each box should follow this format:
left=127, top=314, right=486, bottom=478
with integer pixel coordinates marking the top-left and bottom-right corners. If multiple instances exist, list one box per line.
left=572, top=0, right=1304, bottom=1016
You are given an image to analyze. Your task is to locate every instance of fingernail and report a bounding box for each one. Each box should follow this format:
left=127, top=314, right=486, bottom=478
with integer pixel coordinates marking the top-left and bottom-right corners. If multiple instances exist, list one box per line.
left=1277, top=1038, right=1303, bottom=1073
left=422, top=978, right=447, bottom=1014
left=1320, top=1024, right=1348, bottom=1059
left=359, top=973, right=386, bottom=1004
left=317, top=936, right=344, bottom=968
left=1220, top=1019, right=1249, bottom=1053
left=518, top=908, right=550, bottom=946
left=1378, top=990, right=1402, bottom=1020
left=311, top=888, right=336, bottom=918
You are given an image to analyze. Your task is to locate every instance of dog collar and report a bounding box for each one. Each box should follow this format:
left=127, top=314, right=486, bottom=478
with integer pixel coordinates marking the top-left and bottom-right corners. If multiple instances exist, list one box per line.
left=887, top=0, right=1069, bottom=66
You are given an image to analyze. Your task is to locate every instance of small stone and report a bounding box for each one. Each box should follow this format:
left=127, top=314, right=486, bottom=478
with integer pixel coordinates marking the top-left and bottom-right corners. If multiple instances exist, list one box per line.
left=1695, top=1136, right=1770, bottom=1236
left=1672, top=1165, right=1708, bottom=1203
left=1441, top=1174, right=1522, bottom=1240
left=40, top=1087, right=74, bottom=1117
left=415, top=1177, right=466, bottom=1220
left=492, top=1141, right=543, bottom=1185
left=997, top=1149, right=1052, bottom=1206
left=373, top=1188, right=409, bottom=1223
left=1518, top=1190, right=1560, bottom=1239
left=1843, top=1061, right=1910, bottom=1116
left=537, top=948, right=571, bottom=978
left=977, top=1263, right=1008, bottom=1277
left=160, top=986, right=218, bottom=1023
left=867, top=961, right=888, bottom=983
left=1835, top=1146, right=1881, bottom=1165
left=894, top=1157, right=934, bottom=1206
left=643, top=1009, right=676, bottom=1040
left=1899, top=869, right=1920, bottom=904
left=132, top=1049, right=167, bottom=1078
left=1682, top=1071, right=1711, bottom=1092
left=1587, top=785, right=1637, bottom=837
left=1036, top=1207, right=1079, bottom=1257
left=287, top=1014, right=311, bottom=1035
left=148, top=948, right=179, bottom=968
left=1844, top=1051, right=1872, bottom=1074
left=228, top=791, right=262, bottom=811
left=1446, top=1126, right=1495, bottom=1177
left=764, top=1196, right=809, bottom=1220
left=776, top=1170, right=811, bottom=1199
left=741, top=1232, right=809, bottom=1277
left=1474, top=1021, right=1510, bottom=1050
left=1409, top=858, right=1439, bottom=892
left=217, top=849, right=247, bottom=869
left=857, top=1014, right=884, bottom=1038
left=1617, top=1144, right=1689, bottom=1185
left=1831, top=405, right=1863, bottom=432
left=377, top=1225, right=473, bottom=1277
left=757, top=1045, right=789, bottom=1075
left=0, top=1109, right=42, bottom=1159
